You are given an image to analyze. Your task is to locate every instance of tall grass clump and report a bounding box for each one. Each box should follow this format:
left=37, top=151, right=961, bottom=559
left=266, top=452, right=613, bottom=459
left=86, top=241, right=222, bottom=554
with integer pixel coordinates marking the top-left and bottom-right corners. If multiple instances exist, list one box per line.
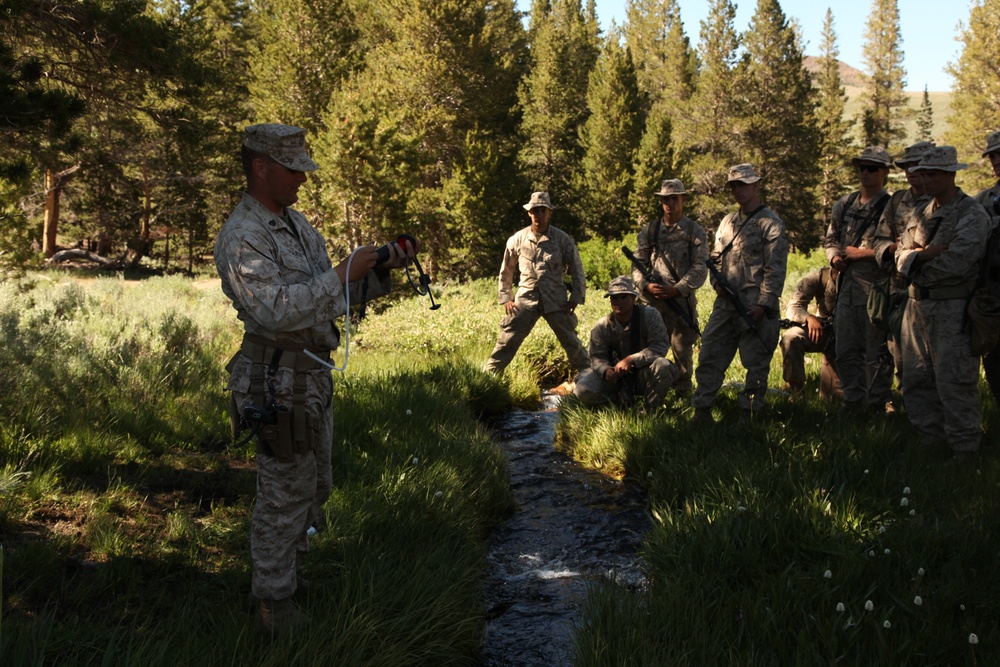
left=0, top=273, right=516, bottom=666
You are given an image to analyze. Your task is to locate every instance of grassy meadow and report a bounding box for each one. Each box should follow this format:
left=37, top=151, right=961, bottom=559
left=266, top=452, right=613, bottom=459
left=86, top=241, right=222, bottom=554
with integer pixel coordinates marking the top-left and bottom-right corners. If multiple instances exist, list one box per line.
left=1, top=248, right=999, bottom=665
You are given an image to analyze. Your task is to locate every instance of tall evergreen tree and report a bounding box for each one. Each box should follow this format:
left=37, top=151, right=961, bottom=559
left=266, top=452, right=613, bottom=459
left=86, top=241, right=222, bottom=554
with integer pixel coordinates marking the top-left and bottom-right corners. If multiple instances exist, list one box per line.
left=916, top=85, right=934, bottom=142
left=813, top=9, right=853, bottom=223
left=858, top=0, right=908, bottom=149
left=624, top=0, right=696, bottom=110
left=630, top=97, right=674, bottom=223
left=517, top=0, right=600, bottom=237
left=673, top=0, right=741, bottom=226
left=946, top=0, right=1000, bottom=194
left=577, top=35, right=643, bottom=239
left=738, top=0, right=820, bottom=246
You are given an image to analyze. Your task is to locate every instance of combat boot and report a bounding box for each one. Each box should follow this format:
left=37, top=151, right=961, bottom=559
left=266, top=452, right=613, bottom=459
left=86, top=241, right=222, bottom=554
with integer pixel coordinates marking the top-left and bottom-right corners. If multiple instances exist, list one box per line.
left=692, top=407, right=714, bottom=424
left=257, top=597, right=307, bottom=638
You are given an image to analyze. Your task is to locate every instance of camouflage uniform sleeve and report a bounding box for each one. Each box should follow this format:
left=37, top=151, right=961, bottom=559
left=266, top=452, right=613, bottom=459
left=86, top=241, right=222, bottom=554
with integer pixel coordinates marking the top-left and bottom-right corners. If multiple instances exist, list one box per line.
left=588, top=317, right=613, bottom=378
left=872, top=194, right=900, bottom=269
left=757, top=212, right=788, bottom=314
left=564, top=233, right=586, bottom=305
left=632, top=223, right=654, bottom=295
left=824, top=197, right=846, bottom=264
left=707, top=214, right=731, bottom=290
left=785, top=271, right=820, bottom=322
left=676, top=221, right=709, bottom=296
left=632, top=306, right=669, bottom=367
left=497, top=233, right=519, bottom=305
left=215, top=225, right=347, bottom=333
left=917, top=198, right=990, bottom=286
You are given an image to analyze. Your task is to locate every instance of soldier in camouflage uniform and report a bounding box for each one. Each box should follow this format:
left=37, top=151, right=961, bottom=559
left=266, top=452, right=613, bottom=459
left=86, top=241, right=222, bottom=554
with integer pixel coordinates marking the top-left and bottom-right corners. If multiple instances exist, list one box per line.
left=872, top=141, right=936, bottom=392
left=974, top=130, right=1000, bottom=402
left=484, top=192, right=589, bottom=374
left=631, top=179, right=708, bottom=394
left=215, top=124, right=413, bottom=636
left=574, top=276, right=679, bottom=409
left=692, top=164, right=788, bottom=421
left=824, top=146, right=894, bottom=413
left=895, top=146, right=991, bottom=457
left=779, top=267, right=841, bottom=399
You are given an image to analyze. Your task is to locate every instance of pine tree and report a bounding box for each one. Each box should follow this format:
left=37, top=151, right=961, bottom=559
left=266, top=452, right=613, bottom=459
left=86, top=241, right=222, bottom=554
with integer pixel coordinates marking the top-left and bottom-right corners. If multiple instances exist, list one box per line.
left=858, top=0, right=908, bottom=149
left=945, top=0, right=1000, bottom=193
left=517, top=0, right=600, bottom=237
left=916, top=85, right=934, bottom=142
left=814, top=9, right=853, bottom=221
left=737, top=0, right=820, bottom=246
left=624, top=0, right=696, bottom=110
left=629, top=98, right=674, bottom=224
left=577, top=35, right=643, bottom=239
left=673, top=0, right=742, bottom=226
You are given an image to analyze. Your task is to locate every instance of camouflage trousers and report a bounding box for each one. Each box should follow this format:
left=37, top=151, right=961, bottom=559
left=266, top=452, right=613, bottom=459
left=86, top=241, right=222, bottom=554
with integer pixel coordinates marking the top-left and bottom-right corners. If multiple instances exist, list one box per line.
left=647, top=298, right=699, bottom=393
left=779, top=326, right=842, bottom=398
left=573, top=358, right=679, bottom=409
left=484, top=304, right=589, bottom=373
left=834, top=301, right=893, bottom=406
left=692, top=299, right=780, bottom=412
left=900, top=298, right=981, bottom=452
left=229, top=355, right=334, bottom=601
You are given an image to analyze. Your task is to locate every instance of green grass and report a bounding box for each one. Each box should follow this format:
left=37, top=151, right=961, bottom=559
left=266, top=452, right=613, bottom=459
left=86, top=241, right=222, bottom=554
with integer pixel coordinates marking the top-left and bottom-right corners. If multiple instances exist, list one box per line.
left=3, top=257, right=998, bottom=665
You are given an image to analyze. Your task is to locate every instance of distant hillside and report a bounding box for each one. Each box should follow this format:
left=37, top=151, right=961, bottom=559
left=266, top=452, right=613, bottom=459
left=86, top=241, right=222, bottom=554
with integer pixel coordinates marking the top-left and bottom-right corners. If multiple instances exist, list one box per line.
left=802, top=56, right=953, bottom=146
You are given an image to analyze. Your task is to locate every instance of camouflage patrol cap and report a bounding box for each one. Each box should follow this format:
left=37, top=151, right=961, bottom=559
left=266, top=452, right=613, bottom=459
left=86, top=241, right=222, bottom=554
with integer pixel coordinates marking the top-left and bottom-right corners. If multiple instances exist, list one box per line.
left=894, top=141, right=936, bottom=169
left=910, top=146, right=967, bottom=172
left=727, top=164, right=761, bottom=184
left=605, top=275, right=639, bottom=298
left=654, top=179, right=687, bottom=196
left=243, top=124, right=319, bottom=172
left=982, top=130, right=1000, bottom=157
left=523, top=191, right=554, bottom=211
left=852, top=146, right=892, bottom=168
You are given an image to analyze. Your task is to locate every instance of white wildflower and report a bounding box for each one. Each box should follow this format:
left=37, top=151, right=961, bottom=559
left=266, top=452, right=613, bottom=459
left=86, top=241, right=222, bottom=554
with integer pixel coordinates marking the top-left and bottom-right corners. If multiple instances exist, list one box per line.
left=406, top=409, right=412, bottom=415
left=836, top=602, right=845, bottom=613
left=434, top=491, right=443, bottom=499
left=900, top=497, right=909, bottom=507
left=869, top=550, right=875, bottom=557
left=865, top=600, right=874, bottom=611
left=910, top=509, right=916, bottom=516
left=884, top=548, right=891, bottom=555
left=647, top=471, right=653, bottom=479
left=913, top=596, right=923, bottom=606
left=412, top=457, right=419, bottom=465
left=961, top=604, right=966, bottom=611
left=883, top=620, right=891, bottom=629
left=864, top=469, right=869, bottom=474
left=918, top=568, right=925, bottom=576
left=824, top=570, right=832, bottom=579
left=969, top=633, right=979, bottom=644
left=879, top=526, right=886, bottom=534
left=903, top=486, right=911, bottom=495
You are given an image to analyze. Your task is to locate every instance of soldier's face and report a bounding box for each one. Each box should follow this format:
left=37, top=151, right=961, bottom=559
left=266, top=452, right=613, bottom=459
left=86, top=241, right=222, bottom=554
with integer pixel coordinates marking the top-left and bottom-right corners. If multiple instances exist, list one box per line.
left=920, top=169, right=954, bottom=199
left=660, top=195, right=684, bottom=224
left=610, top=294, right=635, bottom=322
left=528, top=207, right=551, bottom=232
left=989, top=151, right=1000, bottom=178
left=857, top=162, right=888, bottom=189
left=728, top=181, right=757, bottom=206
left=902, top=165, right=924, bottom=193
left=259, top=158, right=308, bottom=209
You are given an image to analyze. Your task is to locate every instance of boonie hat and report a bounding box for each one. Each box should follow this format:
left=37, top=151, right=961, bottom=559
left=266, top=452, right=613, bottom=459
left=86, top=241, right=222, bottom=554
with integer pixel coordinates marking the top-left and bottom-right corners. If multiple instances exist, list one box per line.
left=727, top=164, right=761, bottom=184
left=894, top=141, right=935, bottom=169
left=244, top=124, right=319, bottom=172
left=605, top=275, right=639, bottom=298
left=982, top=130, right=1000, bottom=157
left=852, top=145, right=892, bottom=168
left=523, top=191, right=554, bottom=211
left=910, top=146, right=967, bottom=172
left=654, top=179, right=687, bottom=197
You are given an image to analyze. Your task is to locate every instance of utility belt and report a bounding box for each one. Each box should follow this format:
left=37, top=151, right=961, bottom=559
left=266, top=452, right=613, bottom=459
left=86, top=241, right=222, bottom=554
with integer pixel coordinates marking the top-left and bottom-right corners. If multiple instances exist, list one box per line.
left=907, top=283, right=974, bottom=301
left=229, top=334, right=333, bottom=461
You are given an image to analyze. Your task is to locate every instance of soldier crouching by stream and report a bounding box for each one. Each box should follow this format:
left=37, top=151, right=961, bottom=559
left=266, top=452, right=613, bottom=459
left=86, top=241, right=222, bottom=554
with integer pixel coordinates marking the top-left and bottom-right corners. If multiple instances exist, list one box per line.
left=573, top=276, right=679, bottom=410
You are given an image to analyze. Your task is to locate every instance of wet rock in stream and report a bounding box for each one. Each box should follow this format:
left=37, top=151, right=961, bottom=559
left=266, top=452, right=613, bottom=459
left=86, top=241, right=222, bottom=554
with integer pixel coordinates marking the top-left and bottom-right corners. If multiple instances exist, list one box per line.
left=478, top=401, right=651, bottom=667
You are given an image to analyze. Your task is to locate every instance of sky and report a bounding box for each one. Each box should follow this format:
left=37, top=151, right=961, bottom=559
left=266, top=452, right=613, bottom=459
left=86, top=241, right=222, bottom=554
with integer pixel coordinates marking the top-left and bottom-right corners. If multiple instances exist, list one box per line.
left=584, top=0, right=972, bottom=92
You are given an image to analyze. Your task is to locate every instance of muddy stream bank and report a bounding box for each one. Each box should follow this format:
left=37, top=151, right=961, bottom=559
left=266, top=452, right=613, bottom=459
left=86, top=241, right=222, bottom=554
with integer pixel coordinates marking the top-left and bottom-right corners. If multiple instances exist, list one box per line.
left=478, top=398, right=651, bottom=666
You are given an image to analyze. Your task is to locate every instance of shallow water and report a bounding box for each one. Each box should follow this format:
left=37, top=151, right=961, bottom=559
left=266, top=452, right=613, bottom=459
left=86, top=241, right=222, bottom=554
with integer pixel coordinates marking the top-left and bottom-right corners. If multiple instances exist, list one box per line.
left=478, top=399, right=650, bottom=667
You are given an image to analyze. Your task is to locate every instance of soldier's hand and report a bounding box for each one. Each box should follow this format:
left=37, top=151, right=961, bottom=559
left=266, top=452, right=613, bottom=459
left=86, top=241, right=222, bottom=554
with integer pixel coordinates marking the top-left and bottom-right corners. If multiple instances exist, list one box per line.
left=747, top=305, right=766, bottom=323
left=604, top=368, right=619, bottom=386
left=614, top=356, right=634, bottom=374
left=806, top=314, right=823, bottom=344
left=831, top=256, right=847, bottom=271
left=647, top=283, right=679, bottom=300
left=844, top=246, right=874, bottom=262
left=379, top=239, right=419, bottom=269
left=336, top=245, right=379, bottom=284
left=917, top=244, right=949, bottom=263
left=504, top=301, right=518, bottom=316
left=563, top=302, right=578, bottom=313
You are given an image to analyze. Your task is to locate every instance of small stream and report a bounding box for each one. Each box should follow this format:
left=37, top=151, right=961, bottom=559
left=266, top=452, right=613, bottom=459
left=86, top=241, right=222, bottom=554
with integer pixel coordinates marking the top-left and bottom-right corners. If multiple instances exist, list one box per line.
left=478, top=397, right=651, bottom=667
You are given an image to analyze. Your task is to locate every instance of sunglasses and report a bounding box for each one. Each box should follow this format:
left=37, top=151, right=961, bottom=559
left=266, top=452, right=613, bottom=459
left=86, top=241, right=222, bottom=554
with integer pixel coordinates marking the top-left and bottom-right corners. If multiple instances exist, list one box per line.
left=857, top=165, right=884, bottom=174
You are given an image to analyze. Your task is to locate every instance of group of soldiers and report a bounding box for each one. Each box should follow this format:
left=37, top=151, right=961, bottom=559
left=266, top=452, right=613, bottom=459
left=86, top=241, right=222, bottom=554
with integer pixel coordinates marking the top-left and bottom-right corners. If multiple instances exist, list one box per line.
left=485, top=130, right=1000, bottom=460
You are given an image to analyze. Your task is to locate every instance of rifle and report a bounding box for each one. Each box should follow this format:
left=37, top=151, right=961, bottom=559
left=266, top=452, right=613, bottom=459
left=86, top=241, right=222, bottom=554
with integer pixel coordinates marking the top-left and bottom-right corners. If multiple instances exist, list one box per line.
left=705, top=256, right=771, bottom=349
left=608, top=349, right=637, bottom=406
left=622, top=246, right=701, bottom=336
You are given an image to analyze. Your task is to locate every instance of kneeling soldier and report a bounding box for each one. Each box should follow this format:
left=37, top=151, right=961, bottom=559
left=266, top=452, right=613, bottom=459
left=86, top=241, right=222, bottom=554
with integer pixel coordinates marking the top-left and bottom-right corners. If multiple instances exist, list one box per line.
left=574, top=276, right=679, bottom=409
